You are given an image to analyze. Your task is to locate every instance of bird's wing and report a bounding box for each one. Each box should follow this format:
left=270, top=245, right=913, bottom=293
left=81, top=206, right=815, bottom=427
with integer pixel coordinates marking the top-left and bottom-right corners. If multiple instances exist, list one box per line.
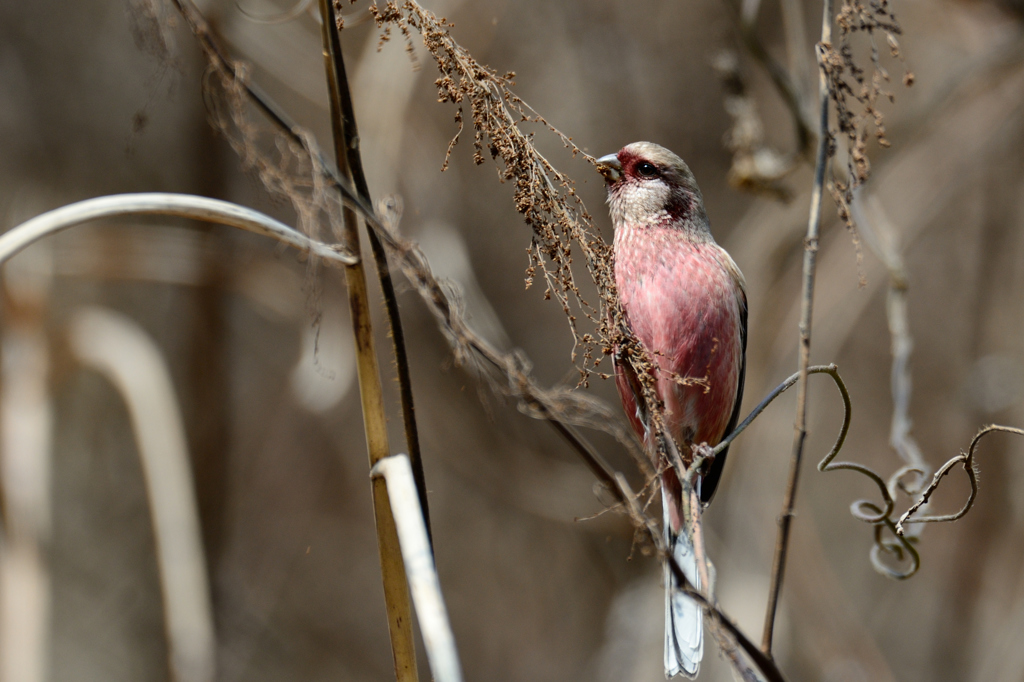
left=700, top=254, right=747, bottom=505
left=613, top=315, right=651, bottom=442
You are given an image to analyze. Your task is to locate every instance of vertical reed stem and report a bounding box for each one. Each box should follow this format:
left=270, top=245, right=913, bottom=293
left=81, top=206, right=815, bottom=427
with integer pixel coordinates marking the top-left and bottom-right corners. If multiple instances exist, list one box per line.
left=317, top=2, right=419, bottom=680
left=325, top=11, right=431, bottom=542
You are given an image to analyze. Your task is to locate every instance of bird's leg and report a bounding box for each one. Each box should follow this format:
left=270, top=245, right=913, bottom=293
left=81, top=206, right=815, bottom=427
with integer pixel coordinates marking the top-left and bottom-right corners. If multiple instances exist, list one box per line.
left=688, top=443, right=716, bottom=485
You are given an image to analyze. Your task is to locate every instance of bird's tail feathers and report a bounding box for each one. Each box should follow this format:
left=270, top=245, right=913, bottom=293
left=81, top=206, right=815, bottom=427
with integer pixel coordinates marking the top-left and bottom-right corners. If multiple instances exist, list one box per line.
left=664, top=498, right=703, bottom=679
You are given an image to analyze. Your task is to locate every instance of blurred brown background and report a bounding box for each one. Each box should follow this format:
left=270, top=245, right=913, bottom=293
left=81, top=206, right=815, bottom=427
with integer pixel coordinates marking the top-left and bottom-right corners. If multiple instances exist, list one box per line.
left=2, top=0, right=1024, bottom=680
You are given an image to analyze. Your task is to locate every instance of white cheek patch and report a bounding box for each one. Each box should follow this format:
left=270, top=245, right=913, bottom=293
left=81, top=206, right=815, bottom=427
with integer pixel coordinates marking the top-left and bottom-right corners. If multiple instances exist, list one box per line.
left=611, top=180, right=672, bottom=227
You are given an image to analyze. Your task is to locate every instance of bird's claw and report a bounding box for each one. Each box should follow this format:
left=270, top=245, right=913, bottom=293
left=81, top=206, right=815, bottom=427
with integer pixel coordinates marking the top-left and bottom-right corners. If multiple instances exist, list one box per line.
left=690, top=443, right=715, bottom=475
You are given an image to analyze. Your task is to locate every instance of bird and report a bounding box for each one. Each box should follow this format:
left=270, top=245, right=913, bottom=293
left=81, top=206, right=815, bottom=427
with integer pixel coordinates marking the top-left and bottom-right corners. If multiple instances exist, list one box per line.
left=596, top=142, right=747, bottom=679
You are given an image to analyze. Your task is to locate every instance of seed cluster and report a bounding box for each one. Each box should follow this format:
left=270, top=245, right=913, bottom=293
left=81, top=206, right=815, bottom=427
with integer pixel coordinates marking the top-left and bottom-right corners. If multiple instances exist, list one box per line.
left=369, top=1, right=654, bottom=401
left=822, top=0, right=913, bottom=226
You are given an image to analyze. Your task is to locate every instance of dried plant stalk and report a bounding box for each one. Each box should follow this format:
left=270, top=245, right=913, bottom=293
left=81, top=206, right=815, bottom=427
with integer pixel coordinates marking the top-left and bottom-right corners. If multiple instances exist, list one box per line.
left=317, top=2, right=418, bottom=680
left=69, top=308, right=215, bottom=682
left=326, top=0, right=432, bottom=539
left=0, top=190, right=363, bottom=680
left=0, top=193, right=355, bottom=266
left=371, top=455, right=463, bottom=682
left=762, top=0, right=836, bottom=656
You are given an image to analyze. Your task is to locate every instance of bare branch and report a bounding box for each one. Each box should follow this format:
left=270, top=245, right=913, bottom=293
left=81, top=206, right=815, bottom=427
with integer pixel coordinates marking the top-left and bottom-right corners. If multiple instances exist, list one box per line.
left=762, top=0, right=835, bottom=656
left=713, top=364, right=848, bottom=457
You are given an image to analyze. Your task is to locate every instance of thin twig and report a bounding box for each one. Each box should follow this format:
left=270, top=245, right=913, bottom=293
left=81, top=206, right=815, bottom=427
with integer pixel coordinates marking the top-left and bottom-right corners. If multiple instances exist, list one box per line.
left=556, top=362, right=856, bottom=682
left=525, top=362, right=856, bottom=682
left=713, top=364, right=845, bottom=456
left=167, top=0, right=651, bottom=468
left=896, top=425, right=1024, bottom=533
left=317, top=3, right=418, bottom=680
left=685, top=484, right=714, bottom=615
left=762, top=0, right=834, bottom=657
left=168, top=0, right=379, bottom=224
left=714, top=361, right=921, bottom=581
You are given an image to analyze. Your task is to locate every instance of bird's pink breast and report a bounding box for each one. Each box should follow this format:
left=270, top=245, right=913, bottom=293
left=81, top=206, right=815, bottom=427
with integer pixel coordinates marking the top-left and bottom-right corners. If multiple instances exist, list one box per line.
left=614, top=225, right=743, bottom=453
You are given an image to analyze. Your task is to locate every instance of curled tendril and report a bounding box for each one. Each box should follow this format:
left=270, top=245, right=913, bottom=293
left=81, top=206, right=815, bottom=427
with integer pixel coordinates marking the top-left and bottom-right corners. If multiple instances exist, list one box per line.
left=721, top=365, right=1021, bottom=580
left=712, top=364, right=849, bottom=456
left=785, top=370, right=1023, bottom=578
left=805, top=368, right=902, bottom=528
left=830, top=418, right=1023, bottom=578
left=709, top=360, right=889, bottom=531
left=889, top=464, right=927, bottom=500
left=866, top=507, right=920, bottom=580
left=704, top=363, right=903, bottom=572
left=895, top=425, right=1024, bottom=534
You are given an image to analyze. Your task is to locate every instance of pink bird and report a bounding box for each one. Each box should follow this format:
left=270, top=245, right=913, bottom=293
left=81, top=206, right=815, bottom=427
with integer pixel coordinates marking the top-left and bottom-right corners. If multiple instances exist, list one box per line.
left=597, top=142, right=747, bottom=678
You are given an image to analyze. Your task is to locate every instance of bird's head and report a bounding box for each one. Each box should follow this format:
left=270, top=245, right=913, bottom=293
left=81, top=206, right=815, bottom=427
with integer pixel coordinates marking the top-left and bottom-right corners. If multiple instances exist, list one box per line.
left=596, top=141, right=709, bottom=235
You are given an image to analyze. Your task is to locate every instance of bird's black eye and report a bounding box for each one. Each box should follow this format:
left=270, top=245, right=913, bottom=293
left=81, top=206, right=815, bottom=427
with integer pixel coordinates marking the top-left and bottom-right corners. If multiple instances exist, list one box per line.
left=636, top=162, right=658, bottom=177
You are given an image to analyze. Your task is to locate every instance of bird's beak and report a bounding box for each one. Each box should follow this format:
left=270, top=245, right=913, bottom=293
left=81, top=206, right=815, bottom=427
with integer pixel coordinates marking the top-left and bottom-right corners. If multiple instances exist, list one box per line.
left=596, top=153, right=622, bottom=183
